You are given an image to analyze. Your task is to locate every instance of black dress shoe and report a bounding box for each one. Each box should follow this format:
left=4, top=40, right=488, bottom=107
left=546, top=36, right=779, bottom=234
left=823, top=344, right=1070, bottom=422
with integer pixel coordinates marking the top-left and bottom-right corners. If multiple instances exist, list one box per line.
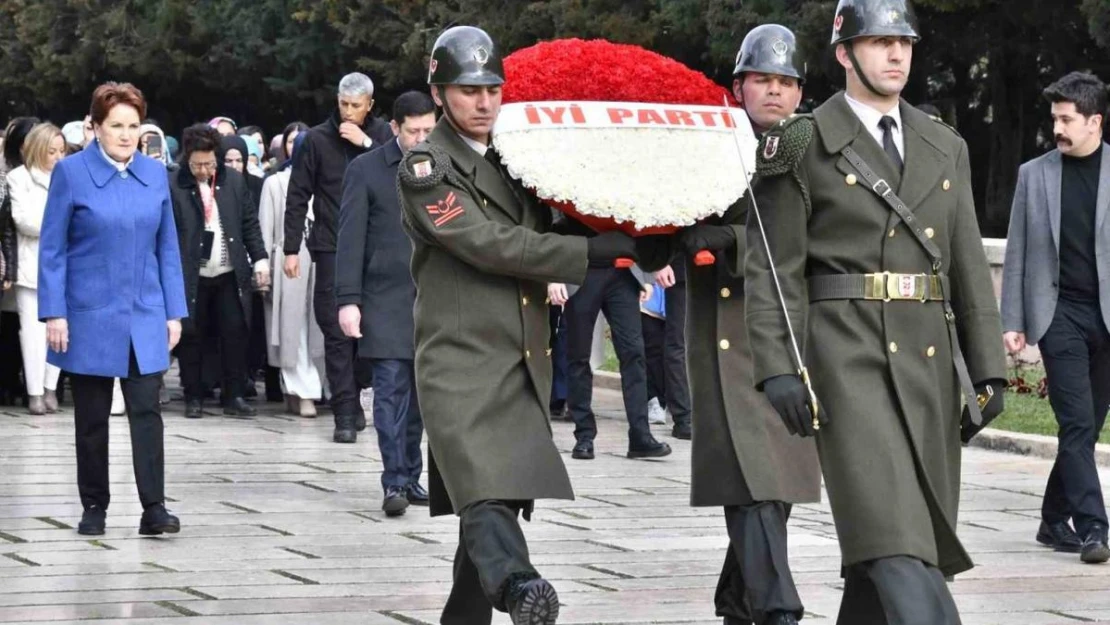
left=185, top=399, right=203, bottom=419
left=762, top=611, right=799, bottom=625
left=1037, top=520, right=1083, bottom=553
left=406, top=483, right=430, bottom=506
left=77, top=507, right=106, bottom=536
left=138, top=504, right=180, bottom=536
left=628, top=437, right=672, bottom=459
left=222, top=397, right=256, bottom=418
left=1081, top=524, right=1110, bottom=564
left=354, top=412, right=367, bottom=432
left=723, top=617, right=753, bottom=625
left=507, top=577, right=559, bottom=625
left=571, top=440, right=594, bottom=460
left=333, top=414, right=358, bottom=443
left=671, top=421, right=692, bottom=440
left=382, top=486, right=409, bottom=517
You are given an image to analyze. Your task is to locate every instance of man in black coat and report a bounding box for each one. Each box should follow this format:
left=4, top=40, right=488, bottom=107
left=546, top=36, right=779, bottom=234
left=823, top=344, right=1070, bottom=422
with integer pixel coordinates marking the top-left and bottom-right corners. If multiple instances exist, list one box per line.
left=336, top=91, right=436, bottom=516
left=284, top=72, right=395, bottom=443
left=170, top=124, right=269, bottom=418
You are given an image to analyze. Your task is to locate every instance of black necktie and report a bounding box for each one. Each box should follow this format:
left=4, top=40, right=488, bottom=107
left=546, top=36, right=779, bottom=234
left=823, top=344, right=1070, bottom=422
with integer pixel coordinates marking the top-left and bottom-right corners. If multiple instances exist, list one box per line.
left=878, top=115, right=903, bottom=172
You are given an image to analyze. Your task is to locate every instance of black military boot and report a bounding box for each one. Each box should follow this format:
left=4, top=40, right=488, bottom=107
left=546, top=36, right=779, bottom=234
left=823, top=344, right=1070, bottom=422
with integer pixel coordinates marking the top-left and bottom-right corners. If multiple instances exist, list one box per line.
left=762, top=611, right=799, bottom=625
left=627, top=435, right=672, bottom=459
left=506, top=577, right=559, bottom=625
left=77, top=506, right=106, bottom=536
left=333, top=414, right=358, bottom=444
left=1081, top=523, right=1110, bottom=564
left=138, top=504, right=180, bottom=536
left=671, top=420, right=692, bottom=440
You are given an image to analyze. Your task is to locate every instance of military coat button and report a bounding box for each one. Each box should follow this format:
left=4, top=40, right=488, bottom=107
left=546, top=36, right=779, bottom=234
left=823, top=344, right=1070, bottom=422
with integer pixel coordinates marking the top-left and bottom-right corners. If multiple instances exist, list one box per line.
left=926, top=346, right=936, bottom=358
left=720, top=287, right=731, bottom=299
left=888, top=229, right=896, bottom=238
left=889, top=342, right=898, bottom=353
left=522, top=296, right=529, bottom=306
left=845, top=174, right=857, bottom=186
left=525, top=350, right=531, bottom=358
left=942, top=179, right=951, bottom=191
left=719, top=339, right=730, bottom=350
left=924, top=228, right=935, bottom=239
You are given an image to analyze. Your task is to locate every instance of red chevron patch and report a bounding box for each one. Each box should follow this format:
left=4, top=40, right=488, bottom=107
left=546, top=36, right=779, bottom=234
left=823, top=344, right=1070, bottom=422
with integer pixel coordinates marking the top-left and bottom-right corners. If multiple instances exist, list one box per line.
left=426, top=191, right=464, bottom=228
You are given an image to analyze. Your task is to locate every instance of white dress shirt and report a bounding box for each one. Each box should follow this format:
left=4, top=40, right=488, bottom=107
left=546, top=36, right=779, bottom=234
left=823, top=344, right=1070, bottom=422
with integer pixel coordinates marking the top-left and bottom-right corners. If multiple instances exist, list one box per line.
left=460, top=133, right=489, bottom=157
left=844, top=93, right=904, bottom=162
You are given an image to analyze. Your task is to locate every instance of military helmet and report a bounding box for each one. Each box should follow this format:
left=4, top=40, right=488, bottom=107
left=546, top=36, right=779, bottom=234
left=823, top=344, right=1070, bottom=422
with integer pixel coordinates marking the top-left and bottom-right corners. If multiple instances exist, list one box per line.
left=427, top=26, right=505, bottom=86
left=733, top=24, right=806, bottom=83
left=830, top=0, right=921, bottom=46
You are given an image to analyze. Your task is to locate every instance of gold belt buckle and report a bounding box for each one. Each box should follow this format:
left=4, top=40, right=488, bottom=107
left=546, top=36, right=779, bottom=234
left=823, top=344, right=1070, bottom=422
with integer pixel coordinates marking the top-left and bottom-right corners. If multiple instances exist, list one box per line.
left=884, top=272, right=925, bottom=302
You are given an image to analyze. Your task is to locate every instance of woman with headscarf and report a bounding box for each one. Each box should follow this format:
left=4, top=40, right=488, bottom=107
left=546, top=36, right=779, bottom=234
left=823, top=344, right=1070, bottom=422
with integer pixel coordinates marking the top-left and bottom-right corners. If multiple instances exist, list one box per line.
left=258, top=123, right=323, bottom=416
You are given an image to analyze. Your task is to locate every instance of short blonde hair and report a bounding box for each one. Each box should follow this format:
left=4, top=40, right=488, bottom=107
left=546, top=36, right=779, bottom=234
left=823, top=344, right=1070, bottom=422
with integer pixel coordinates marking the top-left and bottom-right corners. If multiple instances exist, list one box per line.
left=21, top=123, right=63, bottom=172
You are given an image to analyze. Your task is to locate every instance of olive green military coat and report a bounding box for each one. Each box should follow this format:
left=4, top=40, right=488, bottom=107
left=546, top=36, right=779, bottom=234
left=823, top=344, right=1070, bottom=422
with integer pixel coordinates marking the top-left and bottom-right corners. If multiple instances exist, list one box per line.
left=686, top=199, right=821, bottom=507
left=744, top=93, right=1006, bottom=576
left=398, top=119, right=588, bottom=516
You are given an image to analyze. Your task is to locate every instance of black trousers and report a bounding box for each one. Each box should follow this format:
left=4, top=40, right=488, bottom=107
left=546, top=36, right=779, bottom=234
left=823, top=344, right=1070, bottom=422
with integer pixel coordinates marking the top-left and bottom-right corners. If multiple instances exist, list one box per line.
left=662, top=281, right=692, bottom=425
left=566, top=267, right=652, bottom=445
left=549, top=305, right=568, bottom=409
left=441, top=500, right=538, bottom=624
left=836, top=556, right=961, bottom=625
left=1039, top=297, right=1110, bottom=535
left=178, top=272, right=247, bottom=401
left=715, top=502, right=803, bottom=624
left=312, top=252, right=360, bottom=418
left=70, top=347, right=165, bottom=511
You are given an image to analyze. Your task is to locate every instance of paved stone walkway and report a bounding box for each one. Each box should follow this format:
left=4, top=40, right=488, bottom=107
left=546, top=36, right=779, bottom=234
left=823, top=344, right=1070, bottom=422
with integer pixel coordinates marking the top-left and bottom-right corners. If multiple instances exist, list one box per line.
left=0, top=385, right=1109, bottom=624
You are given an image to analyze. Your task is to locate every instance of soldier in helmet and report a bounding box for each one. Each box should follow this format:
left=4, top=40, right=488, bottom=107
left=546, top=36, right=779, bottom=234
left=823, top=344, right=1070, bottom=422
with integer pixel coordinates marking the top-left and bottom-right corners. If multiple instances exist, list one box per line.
left=744, top=1, right=1007, bottom=622
left=396, top=26, right=647, bottom=625
left=677, top=24, right=819, bottom=625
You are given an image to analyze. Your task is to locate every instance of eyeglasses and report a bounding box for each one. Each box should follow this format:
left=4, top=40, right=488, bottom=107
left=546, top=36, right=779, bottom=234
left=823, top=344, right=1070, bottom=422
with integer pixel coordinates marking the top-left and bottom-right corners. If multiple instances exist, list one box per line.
left=189, top=161, right=218, bottom=171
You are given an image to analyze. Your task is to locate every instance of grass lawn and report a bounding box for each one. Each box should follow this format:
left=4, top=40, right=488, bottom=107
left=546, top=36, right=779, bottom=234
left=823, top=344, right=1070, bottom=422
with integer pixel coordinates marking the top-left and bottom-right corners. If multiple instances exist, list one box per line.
left=991, top=366, right=1110, bottom=444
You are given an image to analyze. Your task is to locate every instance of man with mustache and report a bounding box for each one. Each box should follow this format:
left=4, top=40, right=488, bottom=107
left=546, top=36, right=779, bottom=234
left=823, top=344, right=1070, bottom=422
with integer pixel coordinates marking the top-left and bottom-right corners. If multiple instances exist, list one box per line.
left=1001, top=71, right=1110, bottom=564
left=745, top=0, right=1007, bottom=621
left=677, top=24, right=818, bottom=625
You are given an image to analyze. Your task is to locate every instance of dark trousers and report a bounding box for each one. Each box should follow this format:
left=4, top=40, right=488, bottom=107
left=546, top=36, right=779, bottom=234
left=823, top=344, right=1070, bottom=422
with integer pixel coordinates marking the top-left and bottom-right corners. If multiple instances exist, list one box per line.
left=836, top=556, right=961, bottom=625
left=0, top=310, right=25, bottom=403
left=313, top=252, right=360, bottom=418
left=662, top=282, right=692, bottom=424
left=548, top=305, right=568, bottom=409
left=566, top=267, right=651, bottom=445
left=370, top=358, right=423, bottom=489
left=178, top=273, right=247, bottom=401
left=715, top=502, right=803, bottom=624
left=70, top=347, right=165, bottom=511
left=441, top=500, right=538, bottom=624
left=1039, top=298, right=1110, bottom=535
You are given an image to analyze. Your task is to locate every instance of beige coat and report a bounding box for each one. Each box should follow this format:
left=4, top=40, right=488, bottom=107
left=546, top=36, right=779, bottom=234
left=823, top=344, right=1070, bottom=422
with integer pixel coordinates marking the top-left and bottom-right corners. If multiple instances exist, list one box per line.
left=258, top=170, right=324, bottom=368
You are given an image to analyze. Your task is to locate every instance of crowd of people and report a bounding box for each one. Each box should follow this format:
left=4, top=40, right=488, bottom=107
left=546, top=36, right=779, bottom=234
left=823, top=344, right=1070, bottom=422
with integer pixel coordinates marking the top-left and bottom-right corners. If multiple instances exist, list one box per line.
left=2, top=0, right=1110, bottom=623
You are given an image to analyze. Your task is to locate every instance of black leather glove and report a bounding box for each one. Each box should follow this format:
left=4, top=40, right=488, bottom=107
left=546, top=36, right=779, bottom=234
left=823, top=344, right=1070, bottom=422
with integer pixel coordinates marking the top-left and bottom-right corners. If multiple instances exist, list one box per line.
left=586, top=231, right=639, bottom=268
left=960, top=379, right=1006, bottom=444
left=678, top=224, right=736, bottom=255
left=762, top=374, right=824, bottom=437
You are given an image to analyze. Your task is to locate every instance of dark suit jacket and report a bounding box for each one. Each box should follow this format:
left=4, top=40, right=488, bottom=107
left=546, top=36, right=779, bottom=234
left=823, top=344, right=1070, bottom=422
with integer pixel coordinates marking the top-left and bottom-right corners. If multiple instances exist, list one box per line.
left=335, top=138, right=416, bottom=360
left=169, top=165, right=268, bottom=334
left=1001, top=143, right=1110, bottom=345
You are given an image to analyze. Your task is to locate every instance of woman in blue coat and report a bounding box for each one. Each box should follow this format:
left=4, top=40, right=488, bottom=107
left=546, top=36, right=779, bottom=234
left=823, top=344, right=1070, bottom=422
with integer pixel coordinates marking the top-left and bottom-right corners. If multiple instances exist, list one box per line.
left=38, top=82, right=188, bottom=537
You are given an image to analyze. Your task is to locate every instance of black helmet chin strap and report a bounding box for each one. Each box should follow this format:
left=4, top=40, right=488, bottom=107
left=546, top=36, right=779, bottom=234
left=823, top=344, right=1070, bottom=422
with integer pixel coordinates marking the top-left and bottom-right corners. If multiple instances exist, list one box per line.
left=845, top=41, right=885, bottom=98
left=436, top=85, right=466, bottom=137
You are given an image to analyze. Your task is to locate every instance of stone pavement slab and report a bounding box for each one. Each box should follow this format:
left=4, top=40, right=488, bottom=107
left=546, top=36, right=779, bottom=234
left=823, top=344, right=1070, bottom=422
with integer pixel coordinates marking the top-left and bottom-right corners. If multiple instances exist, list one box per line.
left=0, top=384, right=1108, bottom=624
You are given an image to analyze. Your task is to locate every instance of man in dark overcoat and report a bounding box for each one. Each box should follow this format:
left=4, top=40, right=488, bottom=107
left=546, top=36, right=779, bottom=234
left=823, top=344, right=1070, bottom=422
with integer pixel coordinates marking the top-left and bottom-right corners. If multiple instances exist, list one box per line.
left=678, top=25, right=820, bottom=625
left=744, top=1, right=1007, bottom=622
left=336, top=91, right=437, bottom=517
left=397, top=27, right=645, bottom=625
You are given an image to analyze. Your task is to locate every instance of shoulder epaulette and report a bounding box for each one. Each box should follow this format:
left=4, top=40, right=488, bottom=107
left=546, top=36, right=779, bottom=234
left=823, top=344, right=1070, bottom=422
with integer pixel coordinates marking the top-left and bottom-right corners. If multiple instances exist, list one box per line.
left=398, top=142, right=451, bottom=191
left=756, top=114, right=814, bottom=178
left=929, top=115, right=961, bottom=137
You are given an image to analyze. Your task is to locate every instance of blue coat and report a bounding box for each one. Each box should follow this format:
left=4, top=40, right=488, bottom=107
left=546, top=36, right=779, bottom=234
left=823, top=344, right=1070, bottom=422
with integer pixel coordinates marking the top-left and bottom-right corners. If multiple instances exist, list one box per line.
left=38, top=141, right=188, bottom=377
